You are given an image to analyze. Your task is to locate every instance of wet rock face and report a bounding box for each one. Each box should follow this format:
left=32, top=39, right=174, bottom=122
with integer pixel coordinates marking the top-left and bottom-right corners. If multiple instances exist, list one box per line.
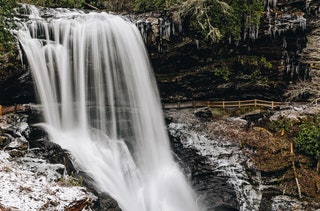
left=166, top=111, right=244, bottom=210
left=0, top=72, right=37, bottom=105
left=166, top=107, right=320, bottom=211
left=169, top=134, right=239, bottom=211
left=94, top=192, right=122, bottom=211
left=148, top=1, right=320, bottom=102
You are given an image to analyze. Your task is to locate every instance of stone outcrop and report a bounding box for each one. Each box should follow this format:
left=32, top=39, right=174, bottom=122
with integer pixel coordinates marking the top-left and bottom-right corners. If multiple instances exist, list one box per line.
left=136, top=0, right=320, bottom=102
left=0, top=112, right=96, bottom=210
left=166, top=105, right=320, bottom=210
left=0, top=110, right=122, bottom=211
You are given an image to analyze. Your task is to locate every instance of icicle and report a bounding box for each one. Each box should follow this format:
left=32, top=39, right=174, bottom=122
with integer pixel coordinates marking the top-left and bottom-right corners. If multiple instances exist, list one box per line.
left=287, top=64, right=291, bottom=73
left=265, top=0, right=277, bottom=8
left=273, top=0, right=277, bottom=7
left=306, top=0, right=311, bottom=14
left=255, top=26, right=259, bottom=39
left=172, top=23, right=176, bottom=35
left=295, top=65, right=299, bottom=74
left=297, top=15, right=307, bottom=30
left=195, top=39, right=199, bottom=49
left=268, top=24, right=272, bottom=35
left=158, top=18, right=163, bottom=38
left=282, top=37, right=287, bottom=48
left=178, top=17, right=183, bottom=33
left=164, top=20, right=171, bottom=40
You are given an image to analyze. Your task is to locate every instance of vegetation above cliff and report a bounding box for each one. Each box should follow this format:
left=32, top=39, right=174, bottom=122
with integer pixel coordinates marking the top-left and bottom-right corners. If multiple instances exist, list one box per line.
left=0, top=0, right=23, bottom=82
left=0, top=0, right=265, bottom=43
left=173, top=0, right=263, bottom=42
left=0, top=0, right=16, bottom=54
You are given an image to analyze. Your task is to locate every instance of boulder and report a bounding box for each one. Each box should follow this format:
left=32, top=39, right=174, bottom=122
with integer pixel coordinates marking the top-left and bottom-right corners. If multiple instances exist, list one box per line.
left=8, top=149, right=25, bottom=157
left=94, top=192, right=122, bottom=211
left=0, top=134, right=14, bottom=149
left=194, top=107, right=213, bottom=120
left=5, top=137, right=28, bottom=151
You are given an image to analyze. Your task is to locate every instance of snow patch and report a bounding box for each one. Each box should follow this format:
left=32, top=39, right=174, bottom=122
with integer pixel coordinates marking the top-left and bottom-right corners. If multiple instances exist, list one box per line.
left=0, top=150, right=95, bottom=210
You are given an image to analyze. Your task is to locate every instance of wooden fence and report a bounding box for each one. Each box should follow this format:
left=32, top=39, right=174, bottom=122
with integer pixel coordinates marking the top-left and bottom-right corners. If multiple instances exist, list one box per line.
left=0, top=99, right=295, bottom=116
left=163, top=99, right=286, bottom=110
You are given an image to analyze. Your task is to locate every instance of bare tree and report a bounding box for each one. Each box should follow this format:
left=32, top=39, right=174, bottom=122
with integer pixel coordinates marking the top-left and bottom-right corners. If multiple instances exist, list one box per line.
left=284, top=80, right=320, bottom=102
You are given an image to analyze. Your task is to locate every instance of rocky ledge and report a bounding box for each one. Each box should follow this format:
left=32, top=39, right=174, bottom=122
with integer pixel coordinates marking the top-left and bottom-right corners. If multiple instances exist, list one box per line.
left=165, top=104, right=320, bottom=210
left=0, top=112, right=95, bottom=210
left=0, top=111, right=121, bottom=211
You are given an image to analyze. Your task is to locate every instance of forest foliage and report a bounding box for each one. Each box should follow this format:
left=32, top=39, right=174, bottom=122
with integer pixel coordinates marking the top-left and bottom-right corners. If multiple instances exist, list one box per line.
left=0, top=0, right=17, bottom=54
left=295, top=117, right=320, bottom=162
left=173, top=0, right=264, bottom=42
left=0, top=0, right=265, bottom=49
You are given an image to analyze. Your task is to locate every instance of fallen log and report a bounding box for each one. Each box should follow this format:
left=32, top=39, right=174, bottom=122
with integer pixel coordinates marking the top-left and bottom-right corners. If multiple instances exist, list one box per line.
left=83, top=2, right=99, bottom=10
left=291, top=143, right=302, bottom=199
left=0, top=104, right=31, bottom=116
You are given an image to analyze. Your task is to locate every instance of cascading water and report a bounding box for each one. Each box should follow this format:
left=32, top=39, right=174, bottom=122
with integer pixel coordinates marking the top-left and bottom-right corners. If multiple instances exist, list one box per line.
left=17, top=5, right=202, bottom=211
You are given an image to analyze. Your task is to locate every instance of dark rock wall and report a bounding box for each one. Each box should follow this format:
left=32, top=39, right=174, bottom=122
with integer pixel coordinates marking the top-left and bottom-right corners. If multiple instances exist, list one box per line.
left=143, top=0, right=320, bottom=102
left=0, top=1, right=319, bottom=104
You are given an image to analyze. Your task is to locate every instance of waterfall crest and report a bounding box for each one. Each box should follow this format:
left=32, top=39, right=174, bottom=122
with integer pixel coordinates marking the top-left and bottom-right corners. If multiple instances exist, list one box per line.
left=17, top=5, right=201, bottom=211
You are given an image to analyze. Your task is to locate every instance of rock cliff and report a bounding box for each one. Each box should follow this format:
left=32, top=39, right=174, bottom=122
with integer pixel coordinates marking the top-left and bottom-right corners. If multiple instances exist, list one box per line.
left=138, top=0, right=320, bottom=102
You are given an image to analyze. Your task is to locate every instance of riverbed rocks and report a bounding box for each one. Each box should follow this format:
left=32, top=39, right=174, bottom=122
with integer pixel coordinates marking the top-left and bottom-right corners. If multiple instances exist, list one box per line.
left=194, top=107, right=213, bottom=120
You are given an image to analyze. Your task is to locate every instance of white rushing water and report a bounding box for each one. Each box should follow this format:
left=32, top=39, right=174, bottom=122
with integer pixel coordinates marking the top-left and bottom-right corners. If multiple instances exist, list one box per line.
left=17, top=5, right=201, bottom=211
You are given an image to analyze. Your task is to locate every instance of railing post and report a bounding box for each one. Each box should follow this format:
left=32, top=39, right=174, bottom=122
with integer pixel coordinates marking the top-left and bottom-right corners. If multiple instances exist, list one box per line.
left=207, top=101, right=210, bottom=107
left=192, top=101, right=195, bottom=108
left=271, top=101, right=274, bottom=109
left=0, top=105, right=2, bottom=116
left=254, top=99, right=257, bottom=107
left=238, top=100, right=241, bottom=108
left=222, top=100, right=225, bottom=109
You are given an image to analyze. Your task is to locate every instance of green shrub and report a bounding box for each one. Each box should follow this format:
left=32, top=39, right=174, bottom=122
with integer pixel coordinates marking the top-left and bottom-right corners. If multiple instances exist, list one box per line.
left=268, top=118, right=292, bottom=134
left=213, top=67, right=231, bottom=81
left=295, top=122, right=320, bottom=160
left=175, top=0, right=264, bottom=42
left=0, top=0, right=17, bottom=54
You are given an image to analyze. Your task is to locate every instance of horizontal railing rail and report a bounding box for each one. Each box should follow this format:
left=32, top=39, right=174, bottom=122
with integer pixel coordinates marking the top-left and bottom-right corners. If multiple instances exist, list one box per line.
left=163, top=99, right=288, bottom=110
left=0, top=99, right=310, bottom=116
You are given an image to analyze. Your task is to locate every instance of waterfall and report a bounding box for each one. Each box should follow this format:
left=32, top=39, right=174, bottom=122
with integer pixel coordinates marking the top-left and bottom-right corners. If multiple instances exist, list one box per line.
left=17, top=5, right=202, bottom=211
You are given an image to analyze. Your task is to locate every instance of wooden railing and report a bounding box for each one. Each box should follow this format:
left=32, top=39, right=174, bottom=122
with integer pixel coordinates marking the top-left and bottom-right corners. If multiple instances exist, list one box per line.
left=163, top=99, right=286, bottom=110
left=0, top=99, right=301, bottom=116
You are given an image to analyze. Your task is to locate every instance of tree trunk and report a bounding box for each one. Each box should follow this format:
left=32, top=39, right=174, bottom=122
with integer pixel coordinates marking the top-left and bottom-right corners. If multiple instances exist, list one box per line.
left=291, top=143, right=302, bottom=199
